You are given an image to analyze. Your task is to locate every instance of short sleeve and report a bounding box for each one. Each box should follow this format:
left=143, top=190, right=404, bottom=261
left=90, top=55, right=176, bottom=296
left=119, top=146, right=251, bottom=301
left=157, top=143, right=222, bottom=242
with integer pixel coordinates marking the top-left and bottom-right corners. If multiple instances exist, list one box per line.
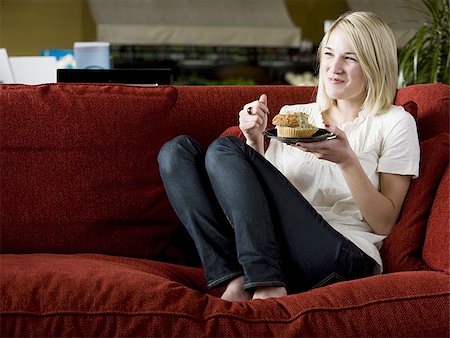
left=378, top=107, right=420, bottom=178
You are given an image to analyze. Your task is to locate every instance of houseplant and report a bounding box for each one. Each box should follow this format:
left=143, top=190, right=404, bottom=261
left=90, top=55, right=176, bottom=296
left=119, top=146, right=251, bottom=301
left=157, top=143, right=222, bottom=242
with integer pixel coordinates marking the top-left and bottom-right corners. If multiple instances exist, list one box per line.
left=398, top=0, right=449, bottom=87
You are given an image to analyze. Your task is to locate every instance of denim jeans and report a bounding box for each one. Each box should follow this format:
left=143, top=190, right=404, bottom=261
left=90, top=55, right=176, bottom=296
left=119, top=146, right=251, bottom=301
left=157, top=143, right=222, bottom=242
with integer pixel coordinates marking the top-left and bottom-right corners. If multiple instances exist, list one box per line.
left=158, top=135, right=374, bottom=293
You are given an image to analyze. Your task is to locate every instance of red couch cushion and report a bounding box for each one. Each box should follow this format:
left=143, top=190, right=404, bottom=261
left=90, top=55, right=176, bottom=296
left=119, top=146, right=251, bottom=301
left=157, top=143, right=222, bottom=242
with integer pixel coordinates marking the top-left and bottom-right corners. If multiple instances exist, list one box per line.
left=381, top=133, right=449, bottom=272
left=394, top=83, right=449, bottom=140
left=423, top=165, right=450, bottom=273
left=1, top=254, right=448, bottom=337
left=0, top=84, right=180, bottom=259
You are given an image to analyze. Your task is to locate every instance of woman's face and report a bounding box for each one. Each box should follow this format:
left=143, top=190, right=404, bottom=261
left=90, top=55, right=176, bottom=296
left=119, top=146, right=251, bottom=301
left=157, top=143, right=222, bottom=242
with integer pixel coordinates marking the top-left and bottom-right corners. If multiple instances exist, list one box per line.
left=321, top=27, right=366, bottom=105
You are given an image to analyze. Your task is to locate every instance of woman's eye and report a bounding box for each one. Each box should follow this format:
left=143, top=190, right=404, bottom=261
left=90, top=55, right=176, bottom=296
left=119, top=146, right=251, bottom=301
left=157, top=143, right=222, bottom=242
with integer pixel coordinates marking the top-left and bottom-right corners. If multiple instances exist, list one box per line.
left=345, top=56, right=357, bottom=62
left=324, top=52, right=333, bottom=57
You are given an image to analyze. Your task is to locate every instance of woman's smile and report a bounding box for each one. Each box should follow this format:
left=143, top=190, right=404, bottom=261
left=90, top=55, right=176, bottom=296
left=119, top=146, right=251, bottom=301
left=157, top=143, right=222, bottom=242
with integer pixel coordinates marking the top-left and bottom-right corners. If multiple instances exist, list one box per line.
left=328, top=77, right=345, bottom=85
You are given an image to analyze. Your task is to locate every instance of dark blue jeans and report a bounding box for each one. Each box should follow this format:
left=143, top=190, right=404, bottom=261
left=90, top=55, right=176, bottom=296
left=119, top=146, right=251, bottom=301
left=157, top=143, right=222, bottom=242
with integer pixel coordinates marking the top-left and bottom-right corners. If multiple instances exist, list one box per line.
left=158, top=135, right=374, bottom=293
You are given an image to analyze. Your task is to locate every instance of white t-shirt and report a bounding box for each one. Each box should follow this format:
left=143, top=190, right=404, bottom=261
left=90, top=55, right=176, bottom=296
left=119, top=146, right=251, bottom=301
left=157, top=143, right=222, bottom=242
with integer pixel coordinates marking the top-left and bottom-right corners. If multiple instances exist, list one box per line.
left=264, top=103, right=420, bottom=273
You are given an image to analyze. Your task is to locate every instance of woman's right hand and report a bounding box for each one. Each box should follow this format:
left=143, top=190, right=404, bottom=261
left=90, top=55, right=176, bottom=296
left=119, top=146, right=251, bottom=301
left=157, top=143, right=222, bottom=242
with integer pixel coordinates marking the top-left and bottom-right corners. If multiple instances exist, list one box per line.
left=239, top=94, right=269, bottom=146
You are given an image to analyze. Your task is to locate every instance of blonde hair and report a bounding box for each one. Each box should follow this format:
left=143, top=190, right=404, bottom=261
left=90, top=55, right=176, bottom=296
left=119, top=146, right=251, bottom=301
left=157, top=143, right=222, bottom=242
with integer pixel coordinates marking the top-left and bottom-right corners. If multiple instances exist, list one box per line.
left=316, top=11, right=398, bottom=116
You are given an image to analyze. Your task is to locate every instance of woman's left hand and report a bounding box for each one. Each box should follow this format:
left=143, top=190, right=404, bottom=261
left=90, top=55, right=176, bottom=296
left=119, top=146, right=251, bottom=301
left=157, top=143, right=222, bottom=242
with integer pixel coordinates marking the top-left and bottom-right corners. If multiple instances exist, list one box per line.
left=293, top=125, right=355, bottom=165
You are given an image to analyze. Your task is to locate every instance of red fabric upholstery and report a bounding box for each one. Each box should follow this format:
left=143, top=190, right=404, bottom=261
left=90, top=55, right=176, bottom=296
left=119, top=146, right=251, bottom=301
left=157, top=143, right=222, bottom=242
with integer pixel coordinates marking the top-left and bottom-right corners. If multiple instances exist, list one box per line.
left=221, top=125, right=244, bottom=139
left=423, top=166, right=450, bottom=273
left=381, top=133, right=449, bottom=272
left=0, top=83, right=449, bottom=337
left=394, top=83, right=449, bottom=140
left=0, top=84, right=180, bottom=259
left=1, top=254, right=448, bottom=337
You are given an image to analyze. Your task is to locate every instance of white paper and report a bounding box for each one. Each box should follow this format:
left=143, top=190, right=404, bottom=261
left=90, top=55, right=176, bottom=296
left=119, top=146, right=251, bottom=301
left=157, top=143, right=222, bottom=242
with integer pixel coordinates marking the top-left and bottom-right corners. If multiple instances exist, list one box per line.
left=0, top=48, right=15, bottom=84
left=9, top=56, right=57, bottom=85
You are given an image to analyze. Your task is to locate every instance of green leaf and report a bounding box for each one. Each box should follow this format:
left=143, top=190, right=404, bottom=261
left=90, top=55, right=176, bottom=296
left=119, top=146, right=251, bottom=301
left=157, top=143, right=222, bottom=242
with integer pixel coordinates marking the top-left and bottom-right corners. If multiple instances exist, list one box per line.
left=413, top=26, right=426, bottom=81
left=398, top=0, right=450, bottom=86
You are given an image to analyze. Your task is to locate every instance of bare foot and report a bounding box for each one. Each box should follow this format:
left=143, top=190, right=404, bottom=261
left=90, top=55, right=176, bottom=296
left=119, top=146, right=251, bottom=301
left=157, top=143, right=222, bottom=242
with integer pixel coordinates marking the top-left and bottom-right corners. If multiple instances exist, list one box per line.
left=221, top=276, right=252, bottom=302
left=252, top=286, right=287, bottom=300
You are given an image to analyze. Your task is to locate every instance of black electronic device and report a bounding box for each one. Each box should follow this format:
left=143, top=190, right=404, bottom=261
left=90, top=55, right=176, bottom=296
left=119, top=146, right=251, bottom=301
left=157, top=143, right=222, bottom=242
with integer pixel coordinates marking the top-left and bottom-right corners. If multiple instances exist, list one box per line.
left=57, top=68, right=171, bottom=85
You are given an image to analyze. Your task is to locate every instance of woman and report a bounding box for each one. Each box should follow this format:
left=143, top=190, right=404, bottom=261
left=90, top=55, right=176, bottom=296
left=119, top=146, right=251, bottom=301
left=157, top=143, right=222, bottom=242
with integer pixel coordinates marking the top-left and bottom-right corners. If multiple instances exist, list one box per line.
left=157, top=11, right=420, bottom=301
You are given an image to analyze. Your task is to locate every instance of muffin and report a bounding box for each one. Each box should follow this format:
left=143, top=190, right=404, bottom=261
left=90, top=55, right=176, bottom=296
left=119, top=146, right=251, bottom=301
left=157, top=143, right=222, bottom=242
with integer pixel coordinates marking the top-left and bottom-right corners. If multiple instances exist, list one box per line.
left=272, top=112, right=319, bottom=138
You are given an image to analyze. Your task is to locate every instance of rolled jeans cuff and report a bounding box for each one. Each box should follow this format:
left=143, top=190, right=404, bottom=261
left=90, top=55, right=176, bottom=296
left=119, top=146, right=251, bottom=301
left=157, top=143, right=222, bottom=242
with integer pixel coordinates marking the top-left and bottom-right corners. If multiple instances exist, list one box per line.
left=244, top=280, right=287, bottom=292
left=207, top=272, right=243, bottom=289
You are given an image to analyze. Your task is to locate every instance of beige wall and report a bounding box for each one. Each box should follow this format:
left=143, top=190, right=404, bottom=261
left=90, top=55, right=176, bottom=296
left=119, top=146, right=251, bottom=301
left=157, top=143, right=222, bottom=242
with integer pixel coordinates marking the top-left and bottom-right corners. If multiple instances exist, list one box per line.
left=0, top=0, right=347, bottom=56
left=0, top=0, right=95, bottom=56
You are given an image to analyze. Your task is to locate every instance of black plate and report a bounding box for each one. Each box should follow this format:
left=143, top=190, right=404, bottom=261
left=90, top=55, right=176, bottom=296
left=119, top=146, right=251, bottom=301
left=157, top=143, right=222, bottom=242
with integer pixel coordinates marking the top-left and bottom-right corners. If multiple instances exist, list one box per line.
left=263, top=128, right=336, bottom=144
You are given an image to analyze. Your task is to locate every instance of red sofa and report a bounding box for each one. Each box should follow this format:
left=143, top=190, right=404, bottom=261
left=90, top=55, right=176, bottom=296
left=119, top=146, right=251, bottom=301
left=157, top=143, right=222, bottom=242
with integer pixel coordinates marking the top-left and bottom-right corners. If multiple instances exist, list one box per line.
left=0, top=83, right=448, bottom=337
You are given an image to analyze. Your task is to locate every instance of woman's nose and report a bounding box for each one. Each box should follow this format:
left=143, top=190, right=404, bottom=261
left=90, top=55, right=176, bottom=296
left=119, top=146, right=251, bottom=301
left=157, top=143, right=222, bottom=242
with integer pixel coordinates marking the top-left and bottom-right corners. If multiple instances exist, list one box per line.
left=329, top=58, right=343, bottom=74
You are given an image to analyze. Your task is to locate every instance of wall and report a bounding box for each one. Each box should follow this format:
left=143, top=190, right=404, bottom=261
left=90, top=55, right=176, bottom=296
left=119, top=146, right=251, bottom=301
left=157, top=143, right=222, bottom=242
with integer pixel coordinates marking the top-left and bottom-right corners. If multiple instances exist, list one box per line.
left=0, top=0, right=95, bottom=56
left=0, top=0, right=347, bottom=56
left=285, top=0, right=348, bottom=44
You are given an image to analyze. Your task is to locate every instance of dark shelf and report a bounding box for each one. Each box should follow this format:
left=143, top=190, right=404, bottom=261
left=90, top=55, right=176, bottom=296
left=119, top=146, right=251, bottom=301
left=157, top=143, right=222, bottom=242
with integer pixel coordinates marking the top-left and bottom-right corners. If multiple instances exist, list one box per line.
left=111, top=44, right=317, bottom=85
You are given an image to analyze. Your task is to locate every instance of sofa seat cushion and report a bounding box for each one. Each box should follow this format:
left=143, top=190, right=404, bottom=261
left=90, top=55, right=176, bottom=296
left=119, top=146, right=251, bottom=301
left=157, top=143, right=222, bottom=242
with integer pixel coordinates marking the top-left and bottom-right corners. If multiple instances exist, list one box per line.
left=1, top=254, right=448, bottom=337
left=0, top=84, right=181, bottom=259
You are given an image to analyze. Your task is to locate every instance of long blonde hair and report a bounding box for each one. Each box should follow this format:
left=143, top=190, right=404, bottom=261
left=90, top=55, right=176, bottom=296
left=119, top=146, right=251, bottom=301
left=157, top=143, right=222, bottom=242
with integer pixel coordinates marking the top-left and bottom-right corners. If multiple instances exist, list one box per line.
left=316, top=11, right=398, bottom=116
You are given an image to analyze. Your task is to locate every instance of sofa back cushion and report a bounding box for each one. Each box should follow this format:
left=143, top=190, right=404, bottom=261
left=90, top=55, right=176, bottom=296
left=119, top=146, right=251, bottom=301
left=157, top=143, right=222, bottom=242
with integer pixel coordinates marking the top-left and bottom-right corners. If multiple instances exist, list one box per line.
left=0, top=84, right=180, bottom=259
left=394, top=83, right=449, bottom=140
left=423, top=166, right=449, bottom=273
left=380, top=133, right=449, bottom=272
left=1, top=83, right=448, bottom=265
